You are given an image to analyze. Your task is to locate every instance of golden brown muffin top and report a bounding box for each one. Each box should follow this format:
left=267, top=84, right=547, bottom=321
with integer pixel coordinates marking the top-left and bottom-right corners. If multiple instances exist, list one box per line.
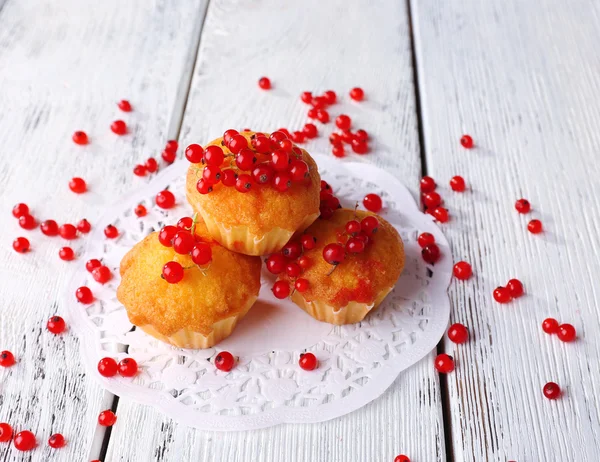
left=117, top=221, right=261, bottom=337
left=185, top=131, right=321, bottom=235
left=280, top=208, right=404, bottom=309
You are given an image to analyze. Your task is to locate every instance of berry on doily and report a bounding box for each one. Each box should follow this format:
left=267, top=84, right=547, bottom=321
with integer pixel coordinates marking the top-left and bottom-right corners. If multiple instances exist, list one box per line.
left=77, top=218, right=91, bottom=234
left=75, top=286, right=93, bottom=304
left=215, top=351, right=235, bottom=372
left=104, top=224, right=119, bottom=239
left=363, top=193, right=382, bottom=213
left=421, top=243, right=440, bottom=264
left=59, top=223, right=77, bottom=239
left=12, top=203, right=29, bottom=218
left=59, top=247, right=75, bottom=261
left=98, top=357, right=118, bottom=377
left=417, top=232, right=435, bottom=248
left=118, top=358, right=138, bottom=377
left=156, top=190, right=176, bottom=209
left=299, top=352, right=318, bottom=371
left=92, top=265, right=112, bottom=284
left=453, top=261, right=472, bottom=280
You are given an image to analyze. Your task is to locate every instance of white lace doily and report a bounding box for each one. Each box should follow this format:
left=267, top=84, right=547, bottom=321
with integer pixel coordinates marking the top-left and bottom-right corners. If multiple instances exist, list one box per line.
left=66, top=155, right=451, bottom=431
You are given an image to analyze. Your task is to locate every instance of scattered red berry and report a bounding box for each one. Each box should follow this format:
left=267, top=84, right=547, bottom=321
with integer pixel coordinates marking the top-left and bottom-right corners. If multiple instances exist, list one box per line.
left=272, top=280, right=291, bottom=299
left=421, top=243, right=440, bottom=264
left=134, top=204, right=147, bottom=217
left=75, top=286, right=93, bottom=304
left=72, top=131, right=88, bottom=145
left=77, top=218, right=91, bottom=234
left=394, top=456, right=410, bottom=462
left=350, top=139, right=369, bottom=154
left=300, top=91, right=312, bottom=103
left=98, top=357, right=118, bottom=377
left=133, top=164, right=146, bottom=177
left=118, top=358, right=138, bottom=377
left=323, top=90, right=337, bottom=104
left=299, top=352, right=318, bottom=371
left=450, top=176, right=466, bottom=192
left=145, top=157, right=158, bottom=173
left=515, top=199, right=531, bottom=214
left=0, top=351, right=15, bottom=367
left=542, top=318, right=559, bottom=334
left=41, top=219, right=59, bottom=236
left=543, top=382, right=561, bottom=400
left=332, top=145, right=345, bottom=158
left=161, top=149, right=176, bottom=163
left=417, top=232, right=435, bottom=248
left=110, top=120, right=127, bottom=135
left=432, top=207, right=449, bottom=223
left=59, top=247, right=75, bottom=261
left=92, top=265, right=112, bottom=284
left=291, top=131, right=305, bottom=144
left=316, top=109, right=330, bottom=124
left=12, top=237, right=30, bottom=253
left=59, top=223, right=77, bottom=239
left=493, top=286, right=512, bottom=304
left=434, top=353, right=455, bottom=373
left=165, top=140, right=178, bottom=153
left=258, top=77, right=271, bottom=90
left=507, top=279, right=524, bottom=298
left=528, top=219, right=543, bottom=234
left=47, top=316, right=66, bottom=334
left=420, top=176, right=436, bottom=193
left=215, top=351, right=235, bottom=372
left=86, top=259, right=101, bottom=272
left=303, top=123, right=318, bottom=139
left=557, top=324, right=576, bottom=342
left=98, top=410, right=117, bottom=427
left=69, top=177, right=87, bottom=194
left=156, top=190, right=176, bottom=209
left=460, top=134, right=474, bottom=148
left=12, top=203, right=29, bottom=218
left=448, top=323, right=469, bottom=343
left=323, top=243, right=345, bottom=266
left=0, top=423, right=13, bottom=442
left=48, top=433, right=65, bottom=448
left=453, top=261, right=472, bottom=280
left=13, top=430, right=36, bottom=451
left=349, top=87, right=364, bottom=101
left=104, top=224, right=119, bottom=239
left=19, top=214, right=37, bottom=230
left=117, top=100, right=132, bottom=112
left=162, top=261, right=184, bottom=284
left=363, top=193, right=382, bottom=212
left=422, top=191, right=442, bottom=209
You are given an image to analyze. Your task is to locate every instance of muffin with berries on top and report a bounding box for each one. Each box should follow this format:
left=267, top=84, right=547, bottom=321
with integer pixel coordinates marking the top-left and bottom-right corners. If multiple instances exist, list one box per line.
left=268, top=199, right=404, bottom=325
left=185, top=130, right=321, bottom=256
left=117, top=216, right=261, bottom=349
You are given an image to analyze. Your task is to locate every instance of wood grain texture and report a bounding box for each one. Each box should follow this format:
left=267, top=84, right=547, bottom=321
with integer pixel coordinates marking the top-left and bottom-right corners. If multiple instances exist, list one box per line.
left=411, top=0, right=600, bottom=460
left=105, top=1, right=446, bottom=461
left=0, top=0, right=206, bottom=460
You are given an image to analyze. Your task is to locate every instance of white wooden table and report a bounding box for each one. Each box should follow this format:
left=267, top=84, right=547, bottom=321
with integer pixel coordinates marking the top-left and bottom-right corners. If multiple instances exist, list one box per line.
left=2, top=0, right=599, bottom=460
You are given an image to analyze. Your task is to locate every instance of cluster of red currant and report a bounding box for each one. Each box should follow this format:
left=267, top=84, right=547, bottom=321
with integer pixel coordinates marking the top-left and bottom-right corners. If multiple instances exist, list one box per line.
left=189, top=129, right=312, bottom=195
left=266, top=236, right=315, bottom=299
left=492, top=278, right=524, bottom=304
left=85, top=258, right=113, bottom=284
left=11, top=202, right=92, bottom=258
left=158, top=216, right=213, bottom=284
left=319, top=180, right=341, bottom=219
left=0, top=424, right=65, bottom=451
left=515, top=198, right=543, bottom=234
left=329, top=114, right=370, bottom=157
left=323, top=213, right=380, bottom=269
left=419, top=174, right=465, bottom=223
left=541, top=319, right=576, bottom=342
left=97, top=356, right=138, bottom=378
left=417, top=232, right=441, bottom=264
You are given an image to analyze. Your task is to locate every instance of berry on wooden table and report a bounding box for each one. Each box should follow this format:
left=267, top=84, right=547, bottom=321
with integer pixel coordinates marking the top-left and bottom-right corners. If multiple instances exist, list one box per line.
left=432, top=207, right=449, bottom=223
left=98, top=410, right=117, bottom=427
left=0, top=351, right=16, bottom=367
left=507, top=279, right=524, bottom=298
left=59, top=247, right=75, bottom=261
left=47, top=316, right=66, bottom=334
left=41, top=219, right=59, bottom=236
left=133, top=164, right=146, bottom=177
left=421, top=243, right=440, bottom=264
left=303, top=123, right=318, bottom=138
left=448, top=323, right=469, bottom=343
left=156, top=190, right=176, bottom=209
left=528, top=219, right=543, bottom=234
left=332, top=145, right=345, bottom=158
left=453, top=261, right=472, bottom=280
left=493, top=287, right=512, bottom=304
left=420, top=176, right=436, bottom=193
left=162, top=261, right=184, bottom=284
left=110, top=120, right=127, bottom=135
left=13, top=430, right=36, bottom=451
left=542, top=318, right=559, bottom=334
left=165, top=140, right=178, bottom=153
left=145, top=157, right=158, bottom=173
left=301, top=91, right=312, bottom=104
left=98, top=357, right=118, bottom=377
left=394, top=455, right=410, bottom=462
left=515, top=198, right=531, bottom=214
left=13, top=237, right=30, bottom=253
left=59, top=224, right=77, bottom=239
left=72, top=131, right=88, bottom=145
left=450, top=175, right=466, bottom=192
left=335, top=114, right=351, bottom=130
left=75, top=286, right=93, bottom=304
left=557, top=324, right=576, bottom=342
left=77, top=218, right=91, bottom=233
left=434, top=353, right=454, bottom=373
left=104, top=224, right=119, bottom=239
left=12, top=203, right=29, bottom=218
left=316, top=109, right=330, bottom=124
left=215, top=351, right=235, bottom=372
left=272, top=280, right=291, bottom=299
left=19, top=214, right=37, bottom=230
left=417, top=232, right=435, bottom=248
left=0, top=423, right=13, bottom=442
left=460, top=134, right=474, bottom=148
left=117, top=100, right=132, bottom=112
left=162, top=149, right=176, bottom=164
left=323, top=90, right=336, bottom=104
left=299, top=352, right=318, bottom=371
left=118, top=358, right=138, bottom=377
left=48, top=433, right=65, bottom=448
left=69, top=177, right=87, bottom=194
left=363, top=193, right=382, bottom=212
left=349, top=87, right=364, bottom=101
left=543, top=382, right=561, bottom=400
left=258, top=77, right=271, bottom=90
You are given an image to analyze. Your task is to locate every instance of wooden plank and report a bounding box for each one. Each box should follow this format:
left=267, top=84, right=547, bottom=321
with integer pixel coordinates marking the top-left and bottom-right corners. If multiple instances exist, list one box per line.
left=0, top=0, right=207, bottom=460
left=411, top=1, right=600, bottom=460
left=106, top=1, right=447, bottom=461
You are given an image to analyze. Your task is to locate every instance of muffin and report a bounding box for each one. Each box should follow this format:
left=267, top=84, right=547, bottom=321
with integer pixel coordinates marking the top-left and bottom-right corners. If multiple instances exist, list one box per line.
left=185, top=130, right=321, bottom=256
left=272, top=208, right=404, bottom=325
left=116, top=219, right=262, bottom=349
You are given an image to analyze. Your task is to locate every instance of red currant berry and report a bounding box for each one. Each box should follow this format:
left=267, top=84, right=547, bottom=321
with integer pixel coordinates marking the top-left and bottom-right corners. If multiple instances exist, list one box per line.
left=110, top=120, right=127, bottom=135
left=332, top=145, right=345, bottom=158
left=161, top=149, right=176, bottom=163
left=250, top=163, right=273, bottom=186
left=97, top=357, right=118, bottom=377
left=528, top=219, right=543, bottom=234
left=134, top=204, right=147, bottom=217
left=319, top=205, right=334, bottom=219
left=363, top=193, right=382, bottom=212
left=301, top=234, right=317, bottom=250
left=59, top=246, right=75, bottom=261
left=286, top=262, right=302, bottom=278
left=448, top=323, right=469, bottom=343
left=394, top=455, right=410, bottom=462
left=328, top=133, right=341, bottom=146
left=460, top=134, right=474, bottom=148
left=453, top=261, right=472, bottom=280
left=351, top=139, right=369, bottom=154
left=450, top=176, right=466, bottom=192
left=282, top=242, right=302, bottom=260
left=299, top=352, right=318, bottom=371
left=252, top=135, right=271, bottom=154
left=235, top=174, right=253, bottom=193
left=0, top=423, right=13, bottom=442
left=557, top=324, right=576, bottom=342
left=316, top=109, right=330, bottom=123
left=307, top=107, right=318, bottom=119
left=297, top=255, right=311, bottom=269
left=205, top=145, right=226, bottom=167
left=422, top=191, right=442, bottom=208
left=354, top=129, right=369, bottom=142
left=421, top=243, right=441, bottom=264
left=417, top=232, right=435, bottom=248
left=117, top=100, right=131, bottom=112
left=72, top=131, right=89, bottom=145
left=350, top=87, right=365, bottom=101
left=162, top=261, right=184, bottom=283
left=228, top=134, right=249, bottom=154
left=272, top=172, right=292, bottom=192
left=203, top=165, right=222, bottom=185
left=0, top=351, right=15, bottom=367
left=344, top=220, right=360, bottom=234
left=289, top=160, right=309, bottom=182
left=276, top=140, right=292, bottom=156
left=301, top=91, right=312, bottom=104
left=493, top=287, right=512, bottom=304
left=266, top=254, right=287, bottom=274
left=48, top=433, right=65, bottom=448
left=40, top=219, right=58, bottom=236
left=173, top=231, right=195, bottom=255
left=12, top=203, right=29, bottom=218
left=85, top=259, right=101, bottom=272
left=323, top=243, right=345, bottom=265
left=75, top=286, right=93, bottom=304
left=291, top=131, right=305, bottom=144
left=302, top=123, right=317, bottom=139
left=258, top=77, right=271, bottom=89
left=177, top=217, right=193, bottom=230
left=434, top=353, right=454, bottom=373
left=196, top=178, right=213, bottom=194
left=165, top=140, right=178, bottom=152
left=92, top=265, right=112, bottom=284
left=47, top=316, right=66, bottom=334
left=341, top=130, right=354, bottom=144
left=118, top=358, right=138, bottom=377
left=133, top=164, right=146, bottom=177
left=295, top=278, right=309, bottom=292
left=13, top=430, right=36, bottom=451
left=191, top=242, right=212, bottom=266
left=98, top=410, right=117, bottom=427
left=158, top=225, right=178, bottom=246
left=235, top=148, right=257, bottom=171
left=215, top=168, right=235, bottom=187
left=59, top=223, right=77, bottom=239
left=156, top=190, right=176, bottom=209
left=515, top=199, right=531, bottom=214
left=272, top=280, right=291, bottom=299
left=145, top=157, right=158, bottom=173
left=76, top=218, right=91, bottom=234
left=13, top=237, right=30, bottom=253
left=104, top=224, right=119, bottom=239
left=183, top=144, right=203, bottom=164
left=420, top=176, right=436, bottom=193
left=542, top=318, right=559, bottom=334
left=432, top=207, right=449, bottom=223
left=215, top=351, right=235, bottom=372
left=323, top=90, right=336, bottom=104
left=346, top=237, right=366, bottom=254
left=543, top=382, right=561, bottom=400
left=311, top=96, right=327, bottom=109
left=335, top=114, right=351, bottom=131
left=223, top=129, right=239, bottom=145
left=360, top=216, right=379, bottom=236
left=19, top=214, right=37, bottom=229
left=507, top=279, right=524, bottom=298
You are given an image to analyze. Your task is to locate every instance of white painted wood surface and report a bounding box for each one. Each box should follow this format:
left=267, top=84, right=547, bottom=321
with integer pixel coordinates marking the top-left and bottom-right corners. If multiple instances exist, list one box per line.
left=0, top=0, right=207, bottom=460
left=105, top=1, right=446, bottom=461
left=412, top=0, right=600, bottom=460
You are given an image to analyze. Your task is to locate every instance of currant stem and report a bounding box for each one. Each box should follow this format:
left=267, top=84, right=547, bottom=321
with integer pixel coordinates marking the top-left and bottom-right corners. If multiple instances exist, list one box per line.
left=327, top=264, right=338, bottom=276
